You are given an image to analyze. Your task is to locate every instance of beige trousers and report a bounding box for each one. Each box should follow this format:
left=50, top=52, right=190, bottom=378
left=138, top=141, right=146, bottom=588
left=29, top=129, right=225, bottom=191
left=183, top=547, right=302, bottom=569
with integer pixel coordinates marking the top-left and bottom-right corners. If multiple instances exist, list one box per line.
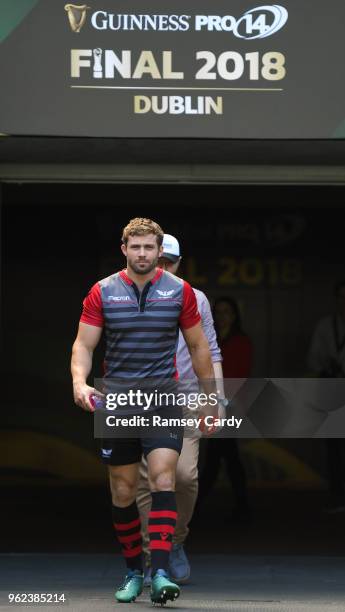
left=136, top=431, right=200, bottom=560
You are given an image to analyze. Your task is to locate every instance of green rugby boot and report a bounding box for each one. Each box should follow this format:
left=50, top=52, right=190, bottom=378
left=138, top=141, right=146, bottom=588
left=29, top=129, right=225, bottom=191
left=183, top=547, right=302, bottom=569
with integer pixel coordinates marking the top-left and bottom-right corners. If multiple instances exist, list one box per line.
left=115, top=569, right=144, bottom=603
left=150, top=569, right=180, bottom=605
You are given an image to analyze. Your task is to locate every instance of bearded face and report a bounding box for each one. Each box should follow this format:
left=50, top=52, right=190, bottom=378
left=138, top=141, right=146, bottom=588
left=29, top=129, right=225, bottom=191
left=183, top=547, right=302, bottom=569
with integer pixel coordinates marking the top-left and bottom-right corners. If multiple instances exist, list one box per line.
left=122, top=234, right=162, bottom=276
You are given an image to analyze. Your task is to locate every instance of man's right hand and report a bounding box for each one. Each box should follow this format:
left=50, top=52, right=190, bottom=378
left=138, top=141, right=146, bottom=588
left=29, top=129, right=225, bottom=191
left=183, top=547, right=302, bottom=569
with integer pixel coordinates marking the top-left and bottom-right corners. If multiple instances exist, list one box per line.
left=73, top=382, right=102, bottom=412
left=71, top=322, right=104, bottom=411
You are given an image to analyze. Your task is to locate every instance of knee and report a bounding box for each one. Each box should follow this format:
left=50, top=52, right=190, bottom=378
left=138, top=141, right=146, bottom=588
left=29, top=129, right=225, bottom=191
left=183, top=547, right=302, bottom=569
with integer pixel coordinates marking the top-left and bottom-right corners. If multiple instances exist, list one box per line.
left=150, top=470, right=175, bottom=492
left=110, top=474, right=136, bottom=506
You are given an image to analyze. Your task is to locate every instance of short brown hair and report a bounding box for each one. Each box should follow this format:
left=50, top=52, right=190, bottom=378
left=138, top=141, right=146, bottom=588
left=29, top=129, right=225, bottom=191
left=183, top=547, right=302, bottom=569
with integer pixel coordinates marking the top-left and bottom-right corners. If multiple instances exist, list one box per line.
left=121, top=217, right=164, bottom=246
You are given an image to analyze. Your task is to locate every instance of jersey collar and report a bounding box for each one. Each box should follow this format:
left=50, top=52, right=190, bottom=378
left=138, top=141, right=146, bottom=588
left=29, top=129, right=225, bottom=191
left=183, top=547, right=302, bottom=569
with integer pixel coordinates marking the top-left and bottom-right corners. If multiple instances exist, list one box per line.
left=119, top=269, right=133, bottom=285
left=120, top=267, right=163, bottom=286
left=151, top=268, right=163, bottom=284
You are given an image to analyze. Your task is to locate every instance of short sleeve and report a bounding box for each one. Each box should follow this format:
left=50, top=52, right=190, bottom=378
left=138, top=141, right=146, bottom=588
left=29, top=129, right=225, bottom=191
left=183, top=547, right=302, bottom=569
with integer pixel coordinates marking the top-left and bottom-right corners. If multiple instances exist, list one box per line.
left=179, top=281, right=201, bottom=329
left=80, top=283, right=104, bottom=328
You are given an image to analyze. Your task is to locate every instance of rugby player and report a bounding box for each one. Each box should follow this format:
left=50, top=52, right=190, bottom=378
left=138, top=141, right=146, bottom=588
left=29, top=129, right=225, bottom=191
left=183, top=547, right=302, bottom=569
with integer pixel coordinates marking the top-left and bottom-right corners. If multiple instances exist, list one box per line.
left=71, top=218, right=216, bottom=605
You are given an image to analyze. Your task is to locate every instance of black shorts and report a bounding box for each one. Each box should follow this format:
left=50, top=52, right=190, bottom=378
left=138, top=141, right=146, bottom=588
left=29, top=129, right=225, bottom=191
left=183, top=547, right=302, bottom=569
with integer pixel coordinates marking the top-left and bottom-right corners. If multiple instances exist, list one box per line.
left=99, top=406, right=184, bottom=466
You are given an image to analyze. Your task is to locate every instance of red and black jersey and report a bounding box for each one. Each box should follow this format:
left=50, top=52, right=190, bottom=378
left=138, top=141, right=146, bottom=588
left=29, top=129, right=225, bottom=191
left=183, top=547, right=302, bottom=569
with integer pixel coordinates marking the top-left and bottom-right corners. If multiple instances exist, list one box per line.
left=81, top=268, right=201, bottom=379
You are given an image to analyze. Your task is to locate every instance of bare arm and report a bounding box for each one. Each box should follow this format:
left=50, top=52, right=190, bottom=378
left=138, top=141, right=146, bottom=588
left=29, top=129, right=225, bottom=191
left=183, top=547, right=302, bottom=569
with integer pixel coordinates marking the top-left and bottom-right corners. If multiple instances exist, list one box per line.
left=182, top=323, right=220, bottom=434
left=71, top=322, right=103, bottom=411
left=181, top=321, right=218, bottom=414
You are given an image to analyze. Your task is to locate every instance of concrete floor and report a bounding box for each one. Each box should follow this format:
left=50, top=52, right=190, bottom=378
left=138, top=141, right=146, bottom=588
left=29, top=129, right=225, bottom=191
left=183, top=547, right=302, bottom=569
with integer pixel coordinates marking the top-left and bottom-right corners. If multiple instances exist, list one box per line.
left=1, top=554, right=345, bottom=611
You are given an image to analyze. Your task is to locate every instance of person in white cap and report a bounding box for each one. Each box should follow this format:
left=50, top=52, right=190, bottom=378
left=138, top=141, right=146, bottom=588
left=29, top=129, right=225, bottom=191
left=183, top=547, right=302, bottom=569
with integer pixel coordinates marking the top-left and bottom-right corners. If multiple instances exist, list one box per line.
left=136, top=234, right=226, bottom=585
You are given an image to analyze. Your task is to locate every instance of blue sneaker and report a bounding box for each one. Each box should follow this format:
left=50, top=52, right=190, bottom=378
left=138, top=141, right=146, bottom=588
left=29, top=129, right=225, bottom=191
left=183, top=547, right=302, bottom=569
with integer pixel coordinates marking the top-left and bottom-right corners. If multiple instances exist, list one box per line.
left=168, top=544, right=190, bottom=584
left=143, top=566, right=152, bottom=588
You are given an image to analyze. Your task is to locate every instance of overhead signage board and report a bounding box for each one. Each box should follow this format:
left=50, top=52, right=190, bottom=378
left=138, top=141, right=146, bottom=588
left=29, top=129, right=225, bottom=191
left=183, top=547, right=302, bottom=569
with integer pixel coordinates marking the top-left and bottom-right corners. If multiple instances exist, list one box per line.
left=1, top=1, right=345, bottom=137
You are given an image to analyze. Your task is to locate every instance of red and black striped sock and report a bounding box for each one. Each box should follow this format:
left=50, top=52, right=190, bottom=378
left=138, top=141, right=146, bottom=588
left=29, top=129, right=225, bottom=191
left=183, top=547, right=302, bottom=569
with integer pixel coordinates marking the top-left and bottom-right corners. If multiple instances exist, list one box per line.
left=148, top=491, right=177, bottom=575
left=112, top=502, right=143, bottom=572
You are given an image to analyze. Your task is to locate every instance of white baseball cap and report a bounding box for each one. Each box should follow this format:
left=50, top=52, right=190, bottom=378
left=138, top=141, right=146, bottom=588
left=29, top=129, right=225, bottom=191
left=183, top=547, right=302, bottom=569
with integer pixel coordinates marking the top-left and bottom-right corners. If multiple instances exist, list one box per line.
left=162, top=234, right=181, bottom=262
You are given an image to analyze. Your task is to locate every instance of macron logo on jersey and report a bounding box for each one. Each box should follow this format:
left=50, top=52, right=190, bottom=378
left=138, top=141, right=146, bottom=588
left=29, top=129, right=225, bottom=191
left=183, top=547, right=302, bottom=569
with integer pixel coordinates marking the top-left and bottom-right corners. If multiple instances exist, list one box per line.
left=107, top=295, right=131, bottom=302
left=156, top=290, right=174, bottom=297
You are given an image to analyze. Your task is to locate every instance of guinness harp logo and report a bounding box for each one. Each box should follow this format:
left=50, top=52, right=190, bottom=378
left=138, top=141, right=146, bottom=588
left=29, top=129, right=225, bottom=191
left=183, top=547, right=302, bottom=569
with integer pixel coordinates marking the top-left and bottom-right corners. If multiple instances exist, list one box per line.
left=64, top=4, right=90, bottom=33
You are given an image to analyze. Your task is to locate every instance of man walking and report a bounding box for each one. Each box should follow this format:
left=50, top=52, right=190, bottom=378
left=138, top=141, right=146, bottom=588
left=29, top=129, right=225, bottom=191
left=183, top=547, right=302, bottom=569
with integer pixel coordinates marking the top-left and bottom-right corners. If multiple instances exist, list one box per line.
left=136, top=234, right=225, bottom=585
left=71, top=218, right=216, bottom=605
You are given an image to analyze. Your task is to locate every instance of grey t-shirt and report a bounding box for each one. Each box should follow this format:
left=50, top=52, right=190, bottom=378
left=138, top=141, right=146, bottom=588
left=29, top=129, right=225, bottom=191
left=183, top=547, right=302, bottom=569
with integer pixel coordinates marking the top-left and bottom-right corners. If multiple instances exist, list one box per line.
left=177, top=288, right=222, bottom=390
